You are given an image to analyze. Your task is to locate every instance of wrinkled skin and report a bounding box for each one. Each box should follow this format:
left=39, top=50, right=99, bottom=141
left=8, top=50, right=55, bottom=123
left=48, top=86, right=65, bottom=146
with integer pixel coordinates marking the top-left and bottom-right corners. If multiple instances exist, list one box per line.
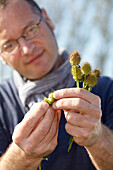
left=52, top=88, right=102, bottom=147
left=13, top=102, right=61, bottom=159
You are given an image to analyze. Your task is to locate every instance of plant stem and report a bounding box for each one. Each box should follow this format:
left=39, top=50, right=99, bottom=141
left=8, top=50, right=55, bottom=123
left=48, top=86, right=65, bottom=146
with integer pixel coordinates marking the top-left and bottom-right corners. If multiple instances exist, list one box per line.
left=68, top=66, right=80, bottom=152
left=68, top=136, right=74, bottom=152
left=76, top=66, right=79, bottom=88
left=83, top=74, right=86, bottom=89
left=76, top=80, right=79, bottom=88
left=39, top=164, right=41, bottom=170
left=39, top=158, right=48, bottom=170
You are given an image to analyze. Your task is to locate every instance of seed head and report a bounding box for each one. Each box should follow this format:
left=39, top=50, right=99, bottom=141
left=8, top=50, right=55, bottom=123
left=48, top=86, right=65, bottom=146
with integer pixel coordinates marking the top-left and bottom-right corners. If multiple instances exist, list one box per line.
left=93, top=68, right=101, bottom=77
left=86, top=73, right=98, bottom=87
left=81, top=62, right=91, bottom=75
left=71, top=65, right=82, bottom=80
left=44, top=92, right=55, bottom=105
left=69, top=51, right=81, bottom=66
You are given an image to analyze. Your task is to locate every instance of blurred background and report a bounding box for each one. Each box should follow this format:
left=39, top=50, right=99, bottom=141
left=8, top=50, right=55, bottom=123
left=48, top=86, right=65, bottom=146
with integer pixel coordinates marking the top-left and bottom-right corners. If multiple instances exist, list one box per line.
left=0, top=0, right=113, bottom=82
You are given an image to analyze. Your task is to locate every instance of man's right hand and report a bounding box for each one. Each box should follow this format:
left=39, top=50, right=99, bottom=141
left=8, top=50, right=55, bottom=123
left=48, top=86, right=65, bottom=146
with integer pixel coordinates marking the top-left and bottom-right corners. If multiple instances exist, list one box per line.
left=12, top=102, right=60, bottom=160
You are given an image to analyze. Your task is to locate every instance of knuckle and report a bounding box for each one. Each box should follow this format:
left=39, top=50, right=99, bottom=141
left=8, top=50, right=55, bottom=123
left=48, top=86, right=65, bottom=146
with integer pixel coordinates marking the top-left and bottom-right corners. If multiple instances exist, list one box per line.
left=13, top=135, right=21, bottom=144
left=96, top=96, right=101, bottom=105
left=24, top=143, right=33, bottom=154
left=97, top=109, right=102, bottom=119
left=13, top=124, right=19, bottom=134
left=49, top=138, right=57, bottom=152
left=75, top=98, right=81, bottom=109
left=50, top=142, right=57, bottom=151
left=13, top=125, right=21, bottom=144
left=61, top=89, right=66, bottom=96
left=95, top=108, right=102, bottom=119
left=76, top=88, right=84, bottom=95
left=65, top=123, right=71, bottom=134
left=66, top=112, right=71, bottom=122
left=36, top=145, right=44, bottom=155
left=97, top=96, right=101, bottom=103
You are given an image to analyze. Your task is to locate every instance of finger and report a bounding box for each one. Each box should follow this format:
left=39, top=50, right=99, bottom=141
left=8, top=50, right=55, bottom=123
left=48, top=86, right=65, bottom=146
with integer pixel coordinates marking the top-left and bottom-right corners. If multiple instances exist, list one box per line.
left=53, top=88, right=101, bottom=105
left=53, top=98, right=102, bottom=118
left=64, top=111, right=95, bottom=128
left=28, top=107, right=56, bottom=144
left=27, top=110, right=58, bottom=155
left=65, top=123, right=90, bottom=140
left=36, top=122, right=59, bottom=157
left=41, top=111, right=58, bottom=145
left=13, top=102, right=49, bottom=140
left=44, top=129, right=58, bottom=156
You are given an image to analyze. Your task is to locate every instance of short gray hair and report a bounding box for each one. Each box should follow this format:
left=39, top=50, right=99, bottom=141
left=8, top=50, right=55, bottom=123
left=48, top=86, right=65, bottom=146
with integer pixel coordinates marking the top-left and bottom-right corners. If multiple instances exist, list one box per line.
left=0, top=0, right=42, bottom=14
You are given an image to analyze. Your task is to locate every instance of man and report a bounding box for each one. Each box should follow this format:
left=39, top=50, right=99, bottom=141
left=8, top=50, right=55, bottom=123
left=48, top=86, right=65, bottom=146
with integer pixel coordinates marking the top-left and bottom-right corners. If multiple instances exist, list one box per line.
left=0, top=0, right=113, bottom=169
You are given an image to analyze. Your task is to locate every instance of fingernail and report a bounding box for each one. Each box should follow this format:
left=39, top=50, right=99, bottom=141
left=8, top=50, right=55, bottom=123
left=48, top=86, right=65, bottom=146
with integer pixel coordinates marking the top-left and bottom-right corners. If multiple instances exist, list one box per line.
left=43, top=102, right=49, bottom=110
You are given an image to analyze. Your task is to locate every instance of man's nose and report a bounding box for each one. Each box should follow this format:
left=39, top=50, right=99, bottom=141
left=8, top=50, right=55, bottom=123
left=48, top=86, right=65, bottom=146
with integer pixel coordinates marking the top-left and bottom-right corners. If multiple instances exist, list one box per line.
left=19, top=38, right=35, bottom=55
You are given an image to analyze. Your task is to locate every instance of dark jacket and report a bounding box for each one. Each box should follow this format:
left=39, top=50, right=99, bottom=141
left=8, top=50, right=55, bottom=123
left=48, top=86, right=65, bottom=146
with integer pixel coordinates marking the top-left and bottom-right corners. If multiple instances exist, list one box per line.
left=0, top=76, right=113, bottom=170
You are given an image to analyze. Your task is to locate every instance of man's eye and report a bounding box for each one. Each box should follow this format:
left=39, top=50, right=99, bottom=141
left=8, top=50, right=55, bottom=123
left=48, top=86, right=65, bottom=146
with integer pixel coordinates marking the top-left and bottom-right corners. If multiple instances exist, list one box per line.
left=28, top=27, right=36, bottom=32
left=3, top=42, right=15, bottom=52
left=6, top=43, right=13, bottom=48
left=25, top=25, right=38, bottom=37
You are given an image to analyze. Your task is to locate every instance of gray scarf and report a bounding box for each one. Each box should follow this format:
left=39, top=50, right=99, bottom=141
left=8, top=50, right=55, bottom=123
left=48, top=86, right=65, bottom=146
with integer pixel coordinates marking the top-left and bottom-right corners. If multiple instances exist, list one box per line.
left=13, top=48, right=75, bottom=109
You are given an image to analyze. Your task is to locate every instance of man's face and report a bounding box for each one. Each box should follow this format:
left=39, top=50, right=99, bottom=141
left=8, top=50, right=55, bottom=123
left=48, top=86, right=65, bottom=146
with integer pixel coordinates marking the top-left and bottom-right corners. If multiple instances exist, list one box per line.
left=0, top=0, right=59, bottom=80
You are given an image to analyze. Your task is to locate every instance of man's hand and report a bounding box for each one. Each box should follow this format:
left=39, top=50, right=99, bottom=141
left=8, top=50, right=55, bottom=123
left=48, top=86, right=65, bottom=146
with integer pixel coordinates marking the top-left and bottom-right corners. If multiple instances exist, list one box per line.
left=52, top=88, right=102, bottom=147
left=12, top=102, right=61, bottom=160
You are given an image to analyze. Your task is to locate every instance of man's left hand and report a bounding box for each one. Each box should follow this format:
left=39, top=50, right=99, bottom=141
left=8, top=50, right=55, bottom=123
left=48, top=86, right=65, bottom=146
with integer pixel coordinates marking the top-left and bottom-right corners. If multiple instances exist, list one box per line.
left=52, top=88, right=102, bottom=147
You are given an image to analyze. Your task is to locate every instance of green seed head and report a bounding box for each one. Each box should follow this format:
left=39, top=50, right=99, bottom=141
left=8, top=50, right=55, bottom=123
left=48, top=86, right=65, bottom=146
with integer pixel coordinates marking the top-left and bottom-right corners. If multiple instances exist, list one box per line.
left=71, top=65, right=82, bottom=80
left=81, top=62, right=91, bottom=75
left=69, top=51, right=81, bottom=66
left=71, top=65, right=76, bottom=77
left=93, top=68, right=101, bottom=77
left=86, top=73, right=98, bottom=87
left=44, top=92, right=55, bottom=105
left=49, top=93, right=54, bottom=100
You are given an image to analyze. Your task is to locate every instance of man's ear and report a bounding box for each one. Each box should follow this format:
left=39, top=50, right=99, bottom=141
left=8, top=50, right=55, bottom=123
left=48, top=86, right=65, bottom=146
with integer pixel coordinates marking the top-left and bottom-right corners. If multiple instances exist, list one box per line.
left=41, top=8, right=55, bottom=30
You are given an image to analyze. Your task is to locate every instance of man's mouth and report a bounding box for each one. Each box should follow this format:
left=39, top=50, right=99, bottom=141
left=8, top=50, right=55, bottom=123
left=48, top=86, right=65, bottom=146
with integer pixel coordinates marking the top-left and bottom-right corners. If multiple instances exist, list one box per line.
left=27, top=50, right=44, bottom=64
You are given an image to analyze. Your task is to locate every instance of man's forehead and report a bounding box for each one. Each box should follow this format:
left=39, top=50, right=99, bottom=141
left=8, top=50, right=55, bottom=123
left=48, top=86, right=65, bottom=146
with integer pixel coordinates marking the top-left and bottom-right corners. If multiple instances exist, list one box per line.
left=0, top=0, right=33, bottom=17
left=0, top=0, right=40, bottom=43
left=0, top=0, right=38, bottom=31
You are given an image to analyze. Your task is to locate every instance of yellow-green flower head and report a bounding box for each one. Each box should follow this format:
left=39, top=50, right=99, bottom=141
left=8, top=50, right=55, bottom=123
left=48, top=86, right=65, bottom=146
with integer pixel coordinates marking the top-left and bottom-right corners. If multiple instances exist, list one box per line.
left=81, top=62, right=91, bottom=75
left=71, top=65, right=76, bottom=76
left=86, top=73, right=98, bottom=87
left=69, top=51, right=81, bottom=66
left=71, top=65, right=82, bottom=80
left=93, top=68, right=101, bottom=77
left=44, top=92, right=55, bottom=105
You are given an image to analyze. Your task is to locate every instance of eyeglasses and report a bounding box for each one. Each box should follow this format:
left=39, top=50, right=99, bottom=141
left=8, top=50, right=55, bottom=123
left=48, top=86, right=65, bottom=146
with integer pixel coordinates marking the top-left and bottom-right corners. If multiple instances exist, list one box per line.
left=0, top=15, right=42, bottom=56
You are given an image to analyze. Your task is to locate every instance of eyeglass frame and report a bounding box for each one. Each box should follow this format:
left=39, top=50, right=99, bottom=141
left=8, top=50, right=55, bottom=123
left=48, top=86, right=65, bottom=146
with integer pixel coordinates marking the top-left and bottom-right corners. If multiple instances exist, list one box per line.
left=0, top=14, right=43, bottom=56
